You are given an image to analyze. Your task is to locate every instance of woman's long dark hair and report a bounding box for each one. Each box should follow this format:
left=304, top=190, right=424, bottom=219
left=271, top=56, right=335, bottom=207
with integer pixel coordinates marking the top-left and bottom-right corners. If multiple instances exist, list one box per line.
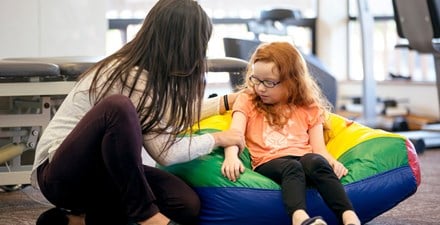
left=80, top=0, right=212, bottom=152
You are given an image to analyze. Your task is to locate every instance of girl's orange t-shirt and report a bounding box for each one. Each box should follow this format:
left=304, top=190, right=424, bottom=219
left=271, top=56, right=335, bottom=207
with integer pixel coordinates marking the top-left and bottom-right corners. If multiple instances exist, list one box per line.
left=233, top=93, right=323, bottom=169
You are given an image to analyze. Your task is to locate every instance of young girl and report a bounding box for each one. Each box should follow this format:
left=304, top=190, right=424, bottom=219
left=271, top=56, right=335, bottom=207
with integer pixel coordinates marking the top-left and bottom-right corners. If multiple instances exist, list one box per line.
left=221, top=42, right=361, bottom=225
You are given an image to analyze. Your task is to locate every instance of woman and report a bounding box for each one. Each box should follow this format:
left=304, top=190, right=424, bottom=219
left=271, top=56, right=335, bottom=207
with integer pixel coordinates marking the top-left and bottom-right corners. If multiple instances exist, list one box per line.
left=31, top=0, right=244, bottom=224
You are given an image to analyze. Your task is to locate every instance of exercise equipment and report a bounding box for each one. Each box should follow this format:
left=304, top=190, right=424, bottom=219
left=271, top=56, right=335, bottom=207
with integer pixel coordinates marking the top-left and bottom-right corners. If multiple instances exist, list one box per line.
left=392, top=0, right=440, bottom=148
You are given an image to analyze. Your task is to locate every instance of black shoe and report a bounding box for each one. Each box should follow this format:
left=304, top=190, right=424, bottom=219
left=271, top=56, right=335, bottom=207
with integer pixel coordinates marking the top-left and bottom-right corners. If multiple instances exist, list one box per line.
left=36, top=208, right=69, bottom=225
left=302, top=216, right=327, bottom=225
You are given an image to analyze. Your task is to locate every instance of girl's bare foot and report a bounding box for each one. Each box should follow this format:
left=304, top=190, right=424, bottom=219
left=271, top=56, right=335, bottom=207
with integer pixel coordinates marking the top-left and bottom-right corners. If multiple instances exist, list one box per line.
left=292, top=209, right=309, bottom=225
left=342, top=210, right=361, bottom=225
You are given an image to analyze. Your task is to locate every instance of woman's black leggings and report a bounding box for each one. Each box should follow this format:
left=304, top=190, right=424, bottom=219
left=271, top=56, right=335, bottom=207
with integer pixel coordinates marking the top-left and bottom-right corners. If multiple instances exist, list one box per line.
left=255, top=153, right=354, bottom=222
left=37, top=94, right=200, bottom=225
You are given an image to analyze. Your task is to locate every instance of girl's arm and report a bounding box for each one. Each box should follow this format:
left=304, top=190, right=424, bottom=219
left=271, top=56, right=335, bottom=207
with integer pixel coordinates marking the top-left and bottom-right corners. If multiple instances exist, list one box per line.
left=221, top=111, right=247, bottom=182
left=309, top=124, right=348, bottom=179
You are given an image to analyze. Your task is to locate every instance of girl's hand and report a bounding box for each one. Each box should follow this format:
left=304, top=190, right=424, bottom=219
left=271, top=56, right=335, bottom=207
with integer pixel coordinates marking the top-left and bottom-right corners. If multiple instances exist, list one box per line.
left=221, top=157, right=245, bottom=182
left=331, top=160, right=348, bottom=179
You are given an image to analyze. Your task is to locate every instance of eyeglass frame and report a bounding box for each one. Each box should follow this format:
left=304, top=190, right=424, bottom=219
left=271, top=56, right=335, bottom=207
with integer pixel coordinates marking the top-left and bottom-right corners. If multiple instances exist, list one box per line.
left=248, top=75, right=281, bottom=88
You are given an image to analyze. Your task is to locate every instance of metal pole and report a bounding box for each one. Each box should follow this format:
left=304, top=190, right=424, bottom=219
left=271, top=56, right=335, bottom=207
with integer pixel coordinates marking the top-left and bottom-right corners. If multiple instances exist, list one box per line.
left=357, top=0, right=377, bottom=127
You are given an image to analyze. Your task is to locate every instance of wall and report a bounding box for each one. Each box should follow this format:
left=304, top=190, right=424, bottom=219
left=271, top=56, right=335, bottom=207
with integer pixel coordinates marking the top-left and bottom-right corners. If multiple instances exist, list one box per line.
left=0, top=0, right=107, bottom=58
left=316, top=0, right=348, bottom=80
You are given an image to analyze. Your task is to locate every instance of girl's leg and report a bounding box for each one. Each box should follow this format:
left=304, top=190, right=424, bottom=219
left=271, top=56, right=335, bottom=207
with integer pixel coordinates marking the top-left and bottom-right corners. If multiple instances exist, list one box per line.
left=37, top=94, right=157, bottom=224
left=255, top=156, right=309, bottom=224
left=300, top=153, right=357, bottom=224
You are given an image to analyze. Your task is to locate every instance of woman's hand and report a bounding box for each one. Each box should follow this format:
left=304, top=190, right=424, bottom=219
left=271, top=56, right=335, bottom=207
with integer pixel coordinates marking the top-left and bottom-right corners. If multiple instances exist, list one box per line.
left=331, top=160, right=348, bottom=179
left=212, top=129, right=245, bottom=151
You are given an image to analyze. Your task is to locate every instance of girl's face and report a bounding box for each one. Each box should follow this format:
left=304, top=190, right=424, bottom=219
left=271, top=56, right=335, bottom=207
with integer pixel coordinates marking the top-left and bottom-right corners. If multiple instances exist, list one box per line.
left=250, top=61, right=286, bottom=105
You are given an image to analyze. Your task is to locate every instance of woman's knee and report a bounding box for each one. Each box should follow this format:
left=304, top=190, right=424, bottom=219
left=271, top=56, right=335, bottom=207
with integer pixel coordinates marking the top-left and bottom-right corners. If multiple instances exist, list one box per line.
left=98, top=94, right=139, bottom=125
left=100, top=94, right=134, bottom=112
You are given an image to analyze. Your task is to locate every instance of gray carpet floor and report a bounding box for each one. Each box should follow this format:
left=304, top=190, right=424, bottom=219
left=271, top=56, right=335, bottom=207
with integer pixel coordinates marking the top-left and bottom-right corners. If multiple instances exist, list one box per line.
left=0, top=149, right=439, bottom=225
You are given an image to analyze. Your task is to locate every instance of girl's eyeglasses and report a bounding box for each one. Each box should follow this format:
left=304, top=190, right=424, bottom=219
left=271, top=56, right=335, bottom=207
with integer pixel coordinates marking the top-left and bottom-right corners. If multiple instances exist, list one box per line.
left=249, top=75, right=281, bottom=88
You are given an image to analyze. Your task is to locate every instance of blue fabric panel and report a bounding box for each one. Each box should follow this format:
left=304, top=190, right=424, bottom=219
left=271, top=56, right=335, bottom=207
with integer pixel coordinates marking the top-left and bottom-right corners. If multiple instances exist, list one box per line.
left=347, top=166, right=418, bottom=223
left=195, top=166, right=417, bottom=225
left=196, top=187, right=290, bottom=225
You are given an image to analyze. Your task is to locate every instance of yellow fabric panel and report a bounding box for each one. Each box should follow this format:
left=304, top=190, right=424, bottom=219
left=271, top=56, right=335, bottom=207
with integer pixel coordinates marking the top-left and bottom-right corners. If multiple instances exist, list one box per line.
left=195, top=112, right=232, bottom=131
left=325, top=113, right=406, bottom=159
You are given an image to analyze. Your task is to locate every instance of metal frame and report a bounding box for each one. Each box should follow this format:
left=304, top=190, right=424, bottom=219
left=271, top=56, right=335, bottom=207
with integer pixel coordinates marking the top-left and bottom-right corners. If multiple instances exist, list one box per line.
left=0, top=81, right=75, bottom=186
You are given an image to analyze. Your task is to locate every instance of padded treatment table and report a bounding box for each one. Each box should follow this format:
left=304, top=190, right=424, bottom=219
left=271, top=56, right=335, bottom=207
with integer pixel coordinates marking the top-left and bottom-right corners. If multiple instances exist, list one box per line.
left=207, top=57, right=247, bottom=73
left=4, top=56, right=246, bottom=81
left=3, top=56, right=103, bottom=81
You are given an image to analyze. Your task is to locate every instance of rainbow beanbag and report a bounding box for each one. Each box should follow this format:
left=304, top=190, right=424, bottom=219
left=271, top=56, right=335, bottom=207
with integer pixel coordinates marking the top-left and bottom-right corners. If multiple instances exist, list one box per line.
left=163, top=113, right=421, bottom=225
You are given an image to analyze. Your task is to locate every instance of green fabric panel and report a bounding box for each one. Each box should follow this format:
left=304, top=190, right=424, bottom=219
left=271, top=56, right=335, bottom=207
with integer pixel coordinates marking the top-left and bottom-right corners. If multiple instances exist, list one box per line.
left=339, top=136, right=408, bottom=184
left=166, top=129, right=408, bottom=188
left=163, top=129, right=281, bottom=189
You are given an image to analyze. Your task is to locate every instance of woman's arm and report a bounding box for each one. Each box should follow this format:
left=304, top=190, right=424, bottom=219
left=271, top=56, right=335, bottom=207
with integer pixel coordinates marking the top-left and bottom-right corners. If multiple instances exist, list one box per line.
left=144, top=128, right=245, bottom=167
left=309, top=124, right=348, bottom=179
left=221, top=111, right=247, bottom=182
left=144, top=133, right=214, bottom=166
left=201, top=92, right=241, bottom=119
